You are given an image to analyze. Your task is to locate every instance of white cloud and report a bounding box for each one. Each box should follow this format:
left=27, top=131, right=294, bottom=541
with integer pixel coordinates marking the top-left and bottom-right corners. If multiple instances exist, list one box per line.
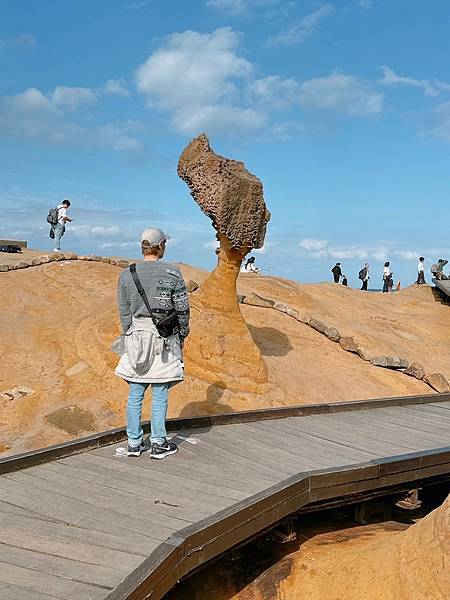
left=136, top=28, right=261, bottom=135
left=299, top=72, right=383, bottom=116
left=0, top=87, right=143, bottom=153
left=100, top=79, right=130, bottom=97
left=51, top=86, right=97, bottom=111
left=71, top=225, right=121, bottom=237
left=204, top=240, right=220, bottom=250
left=0, top=33, right=36, bottom=49
left=395, top=250, right=418, bottom=260
left=249, top=75, right=301, bottom=109
left=379, top=66, right=450, bottom=97
left=267, top=4, right=335, bottom=48
left=299, top=238, right=329, bottom=251
left=355, top=0, right=373, bottom=9
left=431, top=101, right=450, bottom=142
left=207, top=0, right=249, bottom=15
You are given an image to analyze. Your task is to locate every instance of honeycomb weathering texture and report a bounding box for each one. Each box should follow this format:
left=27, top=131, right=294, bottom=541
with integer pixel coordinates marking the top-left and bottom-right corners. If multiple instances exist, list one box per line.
left=177, top=134, right=271, bottom=250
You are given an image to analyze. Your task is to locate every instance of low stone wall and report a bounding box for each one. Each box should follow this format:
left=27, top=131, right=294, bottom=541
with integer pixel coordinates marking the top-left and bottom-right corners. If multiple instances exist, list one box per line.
left=240, top=292, right=450, bottom=394
left=0, top=252, right=130, bottom=272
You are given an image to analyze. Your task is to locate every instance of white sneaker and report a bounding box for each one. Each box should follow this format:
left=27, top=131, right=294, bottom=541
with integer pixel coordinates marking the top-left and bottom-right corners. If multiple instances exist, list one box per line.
left=53, top=248, right=61, bottom=252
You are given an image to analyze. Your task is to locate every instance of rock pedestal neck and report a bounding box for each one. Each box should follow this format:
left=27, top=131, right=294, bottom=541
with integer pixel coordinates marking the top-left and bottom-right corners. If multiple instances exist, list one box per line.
left=178, top=134, right=270, bottom=394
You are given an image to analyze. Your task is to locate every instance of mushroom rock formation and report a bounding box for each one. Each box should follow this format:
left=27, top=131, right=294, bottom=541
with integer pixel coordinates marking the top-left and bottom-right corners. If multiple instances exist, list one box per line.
left=178, top=134, right=271, bottom=394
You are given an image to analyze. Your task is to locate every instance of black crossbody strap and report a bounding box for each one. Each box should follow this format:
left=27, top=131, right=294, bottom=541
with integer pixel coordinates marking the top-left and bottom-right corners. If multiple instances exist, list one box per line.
left=129, top=263, right=158, bottom=327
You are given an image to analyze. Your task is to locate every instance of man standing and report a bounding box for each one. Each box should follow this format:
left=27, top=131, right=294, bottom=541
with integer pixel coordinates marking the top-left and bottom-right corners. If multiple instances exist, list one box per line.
left=331, top=263, right=342, bottom=283
left=52, top=199, right=73, bottom=252
left=115, top=227, right=190, bottom=459
left=359, top=263, right=370, bottom=291
left=416, top=257, right=426, bottom=285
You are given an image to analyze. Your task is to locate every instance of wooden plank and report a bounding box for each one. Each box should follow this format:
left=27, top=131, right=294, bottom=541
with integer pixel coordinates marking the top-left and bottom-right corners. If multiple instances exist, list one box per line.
left=310, top=412, right=446, bottom=449
left=5, top=467, right=197, bottom=537
left=11, top=465, right=209, bottom=526
left=429, top=402, right=450, bottom=411
left=266, top=415, right=409, bottom=457
left=63, top=452, right=248, bottom=502
left=244, top=420, right=378, bottom=465
left=320, top=410, right=449, bottom=446
left=93, top=442, right=276, bottom=491
left=0, top=581, right=63, bottom=600
left=0, top=521, right=143, bottom=572
left=0, top=476, right=173, bottom=543
left=0, top=500, right=60, bottom=523
left=0, top=543, right=122, bottom=589
left=367, top=407, right=450, bottom=435
left=188, top=426, right=298, bottom=477
left=0, top=511, right=153, bottom=558
left=0, top=561, right=107, bottom=600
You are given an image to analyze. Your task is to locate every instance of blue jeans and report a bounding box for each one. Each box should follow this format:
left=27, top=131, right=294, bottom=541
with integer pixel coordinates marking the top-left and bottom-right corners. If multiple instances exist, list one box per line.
left=54, top=223, right=65, bottom=250
left=127, top=382, right=169, bottom=447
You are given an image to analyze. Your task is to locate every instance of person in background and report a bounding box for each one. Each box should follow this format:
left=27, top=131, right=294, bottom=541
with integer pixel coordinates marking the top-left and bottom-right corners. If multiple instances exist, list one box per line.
left=416, top=257, right=426, bottom=285
left=431, top=258, right=448, bottom=280
left=396, top=280, right=401, bottom=291
left=243, top=256, right=260, bottom=273
left=52, top=199, right=73, bottom=252
left=342, top=274, right=348, bottom=286
left=331, top=262, right=342, bottom=283
left=383, top=261, right=393, bottom=293
left=359, top=263, right=370, bottom=291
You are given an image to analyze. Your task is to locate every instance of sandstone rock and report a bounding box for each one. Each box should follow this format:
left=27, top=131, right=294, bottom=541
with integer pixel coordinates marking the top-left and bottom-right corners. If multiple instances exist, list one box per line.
left=340, top=336, right=360, bottom=353
left=274, top=301, right=288, bottom=313
left=108, top=258, right=118, bottom=265
left=178, top=135, right=269, bottom=392
left=0, top=265, right=9, bottom=272
left=101, top=257, right=111, bottom=263
left=78, top=255, right=90, bottom=260
left=116, top=260, right=129, bottom=268
left=358, top=347, right=372, bottom=361
left=0, top=442, right=10, bottom=453
left=237, top=294, right=246, bottom=304
left=16, top=262, right=28, bottom=269
left=64, top=252, right=78, bottom=260
left=309, top=318, right=328, bottom=335
left=39, top=255, right=52, bottom=263
left=1, top=386, right=33, bottom=401
left=187, top=280, right=199, bottom=293
left=46, top=404, right=95, bottom=435
left=88, top=254, right=102, bottom=262
left=286, top=307, right=298, bottom=319
left=404, top=362, right=426, bottom=380
left=424, top=373, right=450, bottom=393
left=325, top=326, right=341, bottom=342
left=178, top=133, right=270, bottom=251
left=49, top=252, right=64, bottom=261
left=30, top=258, right=42, bottom=266
left=243, top=293, right=275, bottom=308
left=370, top=356, right=409, bottom=369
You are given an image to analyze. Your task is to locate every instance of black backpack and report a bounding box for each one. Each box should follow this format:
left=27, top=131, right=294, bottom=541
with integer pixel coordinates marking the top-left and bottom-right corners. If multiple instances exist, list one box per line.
left=358, top=268, right=365, bottom=280
left=47, top=206, right=60, bottom=225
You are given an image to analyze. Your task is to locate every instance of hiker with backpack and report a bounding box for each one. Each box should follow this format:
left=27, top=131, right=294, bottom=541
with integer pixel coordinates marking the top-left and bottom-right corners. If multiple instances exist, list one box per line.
left=47, top=199, right=73, bottom=252
left=431, top=259, right=448, bottom=280
left=358, top=263, right=370, bottom=291
left=113, top=227, right=190, bottom=460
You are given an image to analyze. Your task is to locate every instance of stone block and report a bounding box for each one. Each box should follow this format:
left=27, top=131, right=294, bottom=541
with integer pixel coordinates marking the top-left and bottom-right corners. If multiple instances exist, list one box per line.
left=309, top=318, right=328, bottom=335
left=243, top=293, right=275, bottom=308
left=88, top=254, right=102, bottom=262
left=30, top=259, right=42, bottom=266
left=358, top=347, right=372, bottom=361
left=339, top=336, right=360, bottom=353
left=325, top=326, right=341, bottom=342
left=116, top=260, right=129, bottom=268
left=370, top=356, right=409, bottom=369
left=274, top=301, right=288, bottom=313
left=101, top=257, right=111, bottom=263
left=0, top=265, right=9, bottom=272
left=424, top=373, right=450, bottom=393
left=16, top=262, right=28, bottom=269
left=404, top=362, right=425, bottom=380
left=187, top=280, right=199, bottom=293
left=39, top=255, right=52, bottom=263
left=64, top=252, right=78, bottom=260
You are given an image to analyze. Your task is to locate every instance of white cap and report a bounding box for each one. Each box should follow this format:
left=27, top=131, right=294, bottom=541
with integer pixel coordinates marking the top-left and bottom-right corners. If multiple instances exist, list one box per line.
left=140, top=227, right=170, bottom=247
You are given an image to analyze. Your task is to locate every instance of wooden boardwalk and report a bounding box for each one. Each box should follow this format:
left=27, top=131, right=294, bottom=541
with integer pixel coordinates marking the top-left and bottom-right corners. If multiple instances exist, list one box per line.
left=0, top=394, right=449, bottom=600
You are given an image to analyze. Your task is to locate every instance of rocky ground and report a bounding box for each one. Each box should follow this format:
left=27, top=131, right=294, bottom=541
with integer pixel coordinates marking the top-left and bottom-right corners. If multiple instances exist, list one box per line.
left=1, top=248, right=449, bottom=455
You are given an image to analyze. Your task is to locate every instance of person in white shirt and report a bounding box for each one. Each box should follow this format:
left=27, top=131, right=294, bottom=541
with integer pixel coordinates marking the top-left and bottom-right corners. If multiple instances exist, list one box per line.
left=383, top=261, right=393, bottom=293
left=416, top=257, right=426, bottom=285
left=53, top=199, right=73, bottom=252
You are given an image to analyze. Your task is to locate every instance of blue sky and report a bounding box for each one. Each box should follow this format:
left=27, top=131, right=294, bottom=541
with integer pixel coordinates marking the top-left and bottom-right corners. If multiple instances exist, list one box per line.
left=1, top=0, right=450, bottom=286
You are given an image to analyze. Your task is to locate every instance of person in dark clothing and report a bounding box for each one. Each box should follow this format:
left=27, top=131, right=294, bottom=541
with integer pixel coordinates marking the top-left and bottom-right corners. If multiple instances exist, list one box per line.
left=359, top=263, right=370, bottom=291
left=431, top=258, right=448, bottom=280
left=342, top=275, right=348, bottom=287
left=331, top=263, right=342, bottom=283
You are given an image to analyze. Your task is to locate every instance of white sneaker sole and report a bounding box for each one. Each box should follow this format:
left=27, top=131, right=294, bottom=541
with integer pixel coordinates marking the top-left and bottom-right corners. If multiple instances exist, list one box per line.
left=150, top=447, right=178, bottom=460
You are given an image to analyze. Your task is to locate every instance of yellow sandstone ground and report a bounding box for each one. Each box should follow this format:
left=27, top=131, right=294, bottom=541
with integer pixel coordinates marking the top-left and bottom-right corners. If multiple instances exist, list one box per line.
left=1, top=249, right=448, bottom=455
